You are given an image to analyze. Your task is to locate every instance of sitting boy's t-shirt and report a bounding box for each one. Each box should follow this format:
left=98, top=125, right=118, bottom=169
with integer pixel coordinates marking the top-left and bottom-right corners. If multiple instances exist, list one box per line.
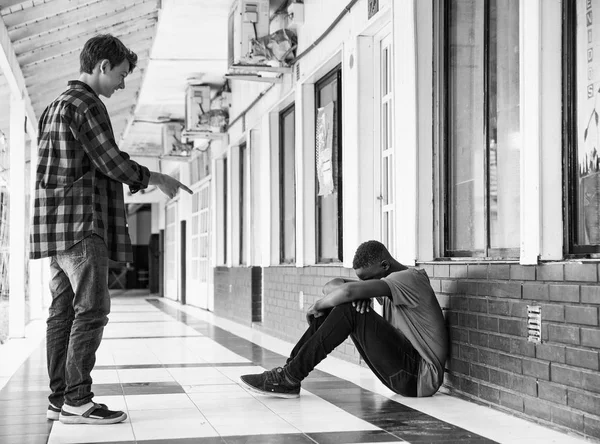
left=381, top=268, right=448, bottom=397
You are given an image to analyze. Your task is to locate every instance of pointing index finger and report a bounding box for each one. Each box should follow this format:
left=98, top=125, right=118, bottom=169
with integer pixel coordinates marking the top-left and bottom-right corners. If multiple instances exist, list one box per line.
left=180, top=183, right=193, bottom=194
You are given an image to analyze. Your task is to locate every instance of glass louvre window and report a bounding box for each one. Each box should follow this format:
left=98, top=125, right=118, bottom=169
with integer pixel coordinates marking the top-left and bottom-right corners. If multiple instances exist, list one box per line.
left=445, top=0, right=520, bottom=257
left=223, top=157, right=228, bottom=265
left=315, top=66, right=343, bottom=263
left=565, top=0, right=600, bottom=254
left=280, top=104, right=296, bottom=264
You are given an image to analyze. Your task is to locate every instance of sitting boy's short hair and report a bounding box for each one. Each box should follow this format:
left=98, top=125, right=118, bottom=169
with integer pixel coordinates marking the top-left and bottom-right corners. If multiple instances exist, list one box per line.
left=352, top=240, right=390, bottom=269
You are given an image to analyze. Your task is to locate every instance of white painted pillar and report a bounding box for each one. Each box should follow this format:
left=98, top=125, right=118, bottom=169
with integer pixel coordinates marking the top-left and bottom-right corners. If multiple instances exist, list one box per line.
left=8, top=92, right=26, bottom=338
left=392, top=0, right=418, bottom=265
left=520, top=0, right=542, bottom=264
left=28, top=128, right=43, bottom=320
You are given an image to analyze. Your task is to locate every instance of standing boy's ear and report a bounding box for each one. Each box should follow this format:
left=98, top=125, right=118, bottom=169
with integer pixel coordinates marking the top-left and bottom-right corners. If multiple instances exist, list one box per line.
left=99, top=59, right=110, bottom=74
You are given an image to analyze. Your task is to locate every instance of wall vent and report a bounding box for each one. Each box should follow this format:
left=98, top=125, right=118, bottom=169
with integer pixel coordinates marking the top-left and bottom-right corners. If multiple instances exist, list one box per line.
left=527, top=305, right=542, bottom=343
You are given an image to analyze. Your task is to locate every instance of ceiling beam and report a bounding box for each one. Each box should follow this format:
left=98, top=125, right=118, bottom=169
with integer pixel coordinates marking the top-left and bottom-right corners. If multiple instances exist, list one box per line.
left=0, top=14, right=37, bottom=132
left=3, top=0, right=102, bottom=29
left=9, top=0, right=157, bottom=43
left=17, top=22, right=156, bottom=66
left=14, top=9, right=157, bottom=55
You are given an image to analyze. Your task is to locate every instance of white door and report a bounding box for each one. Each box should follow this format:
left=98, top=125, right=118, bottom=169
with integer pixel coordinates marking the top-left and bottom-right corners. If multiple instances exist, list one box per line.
left=187, top=180, right=212, bottom=309
left=165, top=202, right=179, bottom=301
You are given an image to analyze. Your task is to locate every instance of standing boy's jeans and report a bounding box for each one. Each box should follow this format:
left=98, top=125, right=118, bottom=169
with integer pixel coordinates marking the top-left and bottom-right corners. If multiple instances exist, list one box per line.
left=46, top=234, right=110, bottom=407
left=285, top=303, right=422, bottom=397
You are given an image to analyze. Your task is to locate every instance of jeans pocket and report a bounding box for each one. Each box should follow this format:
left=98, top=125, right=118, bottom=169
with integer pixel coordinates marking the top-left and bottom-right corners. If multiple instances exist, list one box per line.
left=58, top=238, right=86, bottom=259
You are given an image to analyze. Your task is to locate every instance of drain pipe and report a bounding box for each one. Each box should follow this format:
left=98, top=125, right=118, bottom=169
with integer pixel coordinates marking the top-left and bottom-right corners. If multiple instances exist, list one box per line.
left=228, top=0, right=360, bottom=130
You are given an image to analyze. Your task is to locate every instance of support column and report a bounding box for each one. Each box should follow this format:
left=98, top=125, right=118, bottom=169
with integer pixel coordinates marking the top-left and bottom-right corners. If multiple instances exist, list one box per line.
left=28, top=128, right=43, bottom=320
left=8, top=92, right=26, bottom=338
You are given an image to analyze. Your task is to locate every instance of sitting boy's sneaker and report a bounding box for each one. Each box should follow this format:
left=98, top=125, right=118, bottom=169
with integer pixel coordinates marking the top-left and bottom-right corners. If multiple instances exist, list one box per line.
left=240, top=367, right=300, bottom=398
left=46, top=403, right=61, bottom=421
left=59, top=403, right=126, bottom=425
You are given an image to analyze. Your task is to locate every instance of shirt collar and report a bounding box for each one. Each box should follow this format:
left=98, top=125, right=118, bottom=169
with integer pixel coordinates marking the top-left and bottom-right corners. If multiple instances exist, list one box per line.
left=68, top=80, right=99, bottom=98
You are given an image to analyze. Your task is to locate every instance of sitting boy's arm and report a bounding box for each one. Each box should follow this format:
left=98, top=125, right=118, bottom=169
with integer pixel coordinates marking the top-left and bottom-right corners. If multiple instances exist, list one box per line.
left=315, top=280, right=391, bottom=311
left=322, top=277, right=358, bottom=295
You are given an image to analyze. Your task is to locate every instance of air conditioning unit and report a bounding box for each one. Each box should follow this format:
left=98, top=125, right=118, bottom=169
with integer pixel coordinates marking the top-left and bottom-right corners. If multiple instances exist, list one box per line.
left=185, top=84, right=211, bottom=133
left=228, top=0, right=270, bottom=68
left=162, top=121, right=192, bottom=158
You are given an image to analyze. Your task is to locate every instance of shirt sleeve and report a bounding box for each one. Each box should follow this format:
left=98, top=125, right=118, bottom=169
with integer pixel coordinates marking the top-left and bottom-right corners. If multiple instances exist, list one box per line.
left=72, top=104, right=150, bottom=193
left=382, top=270, right=423, bottom=308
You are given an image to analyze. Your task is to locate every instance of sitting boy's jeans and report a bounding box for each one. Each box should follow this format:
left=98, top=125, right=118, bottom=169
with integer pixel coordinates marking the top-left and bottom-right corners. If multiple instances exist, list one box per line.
left=285, top=303, right=422, bottom=397
left=46, top=234, right=110, bottom=407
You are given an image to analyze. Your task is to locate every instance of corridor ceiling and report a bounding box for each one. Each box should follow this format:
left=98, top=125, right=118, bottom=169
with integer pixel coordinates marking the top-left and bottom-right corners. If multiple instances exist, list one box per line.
left=0, top=0, right=229, bottom=162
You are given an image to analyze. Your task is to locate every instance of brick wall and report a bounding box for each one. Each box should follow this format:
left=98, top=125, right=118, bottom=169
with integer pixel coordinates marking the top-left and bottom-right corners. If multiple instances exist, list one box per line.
left=419, top=262, right=600, bottom=441
left=214, top=266, right=254, bottom=326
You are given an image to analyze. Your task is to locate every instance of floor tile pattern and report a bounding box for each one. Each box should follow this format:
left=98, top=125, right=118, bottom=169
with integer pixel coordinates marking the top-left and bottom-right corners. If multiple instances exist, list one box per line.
left=0, top=292, right=582, bottom=444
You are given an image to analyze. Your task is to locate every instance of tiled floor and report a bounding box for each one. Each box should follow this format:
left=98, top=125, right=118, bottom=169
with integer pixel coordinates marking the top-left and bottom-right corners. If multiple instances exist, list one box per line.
left=0, top=290, right=590, bottom=444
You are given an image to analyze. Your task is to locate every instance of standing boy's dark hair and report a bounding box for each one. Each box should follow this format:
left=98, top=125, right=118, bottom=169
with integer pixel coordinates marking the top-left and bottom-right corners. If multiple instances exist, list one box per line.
left=352, top=240, right=390, bottom=269
left=80, top=34, right=138, bottom=74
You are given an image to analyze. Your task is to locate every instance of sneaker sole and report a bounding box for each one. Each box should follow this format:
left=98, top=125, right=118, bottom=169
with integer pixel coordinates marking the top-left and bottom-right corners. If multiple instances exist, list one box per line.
left=46, top=410, right=60, bottom=421
left=239, top=378, right=300, bottom=399
left=59, top=412, right=127, bottom=425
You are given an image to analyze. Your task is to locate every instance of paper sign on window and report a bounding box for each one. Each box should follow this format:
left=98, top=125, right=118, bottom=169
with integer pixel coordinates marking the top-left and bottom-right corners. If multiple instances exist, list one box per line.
left=316, top=102, right=334, bottom=196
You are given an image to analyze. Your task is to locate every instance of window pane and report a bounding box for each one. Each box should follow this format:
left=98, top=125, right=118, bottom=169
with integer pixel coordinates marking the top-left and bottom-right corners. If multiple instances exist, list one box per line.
left=316, top=69, right=342, bottom=262
left=281, top=107, right=296, bottom=263
left=576, top=0, right=600, bottom=245
left=489, top=0, right=520, bottom=249
left=448, top=0, right=486, bottom=251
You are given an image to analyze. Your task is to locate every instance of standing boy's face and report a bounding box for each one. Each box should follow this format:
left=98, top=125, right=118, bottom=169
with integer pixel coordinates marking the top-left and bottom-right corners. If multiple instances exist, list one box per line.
left=98, top=59, right=130, bottom=98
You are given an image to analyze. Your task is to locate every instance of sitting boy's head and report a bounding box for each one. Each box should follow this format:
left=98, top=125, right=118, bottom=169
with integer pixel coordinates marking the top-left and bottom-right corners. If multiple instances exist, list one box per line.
left=353, top=240, right=394, bottom=280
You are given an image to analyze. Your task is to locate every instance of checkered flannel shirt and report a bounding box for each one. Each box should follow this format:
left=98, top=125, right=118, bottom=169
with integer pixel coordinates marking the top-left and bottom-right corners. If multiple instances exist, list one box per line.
left=30, top=80, right=151, bottom=262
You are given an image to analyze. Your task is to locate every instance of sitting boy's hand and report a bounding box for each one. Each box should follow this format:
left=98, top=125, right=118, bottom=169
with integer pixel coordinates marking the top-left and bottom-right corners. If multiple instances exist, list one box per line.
left=306, top=303, right=325, bottom=324
left=352, top=299, right=372, bottom=314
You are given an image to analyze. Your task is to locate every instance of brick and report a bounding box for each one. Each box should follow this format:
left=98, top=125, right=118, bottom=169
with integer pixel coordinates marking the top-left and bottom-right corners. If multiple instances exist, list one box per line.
left=449, top=326, right=468, bottom=343
left=524, top=397, right=552, bottom=421
left=565, top=263, right=597, bottom=282
left=490, top=282, right=522, bottom=299
left=551, top=364, right=585, bottom=390
left=498, top=353, right=523, bottom=373
left=478, top=315, right=499, bottom=332
left=488, top=264, right=510, bottom=280
left=565, top=305, right=599, bottom=326
left=540, top=303, right=565, bottom=322
left=489, top=334, right=511, bottom=352
left=470, top=363, right=490, bottom=381
left=499, top=318, right=525, bottom=336
left=488, top=299, right=510, bottom=315
left=468, top=264, right=488, bottom=279
left=479, top=384, right=500, bottom=403
left=450, top=295, right=469, bottom=311
left=459, top=312, right=478, bottom=329
left=460, top=377, right=479, bottom=395
left=584, top=415, right=600, bottom=440
left=523, top=283, right=549, bottom=301
left=539, top=381, right=567, bottom=404
left=548, top=324, right=580, bottom=345
left=568, top=389, right=600, bottom=416
left=522, top=358, right=550, bottom=380
left=419, top=263, right=434, bottom=277
left=478, top=349, right=499, bottom=367
left=510, top=265, right=536, bottom=281
left=460, top=344, right=479, bottom=362
left=551, top=405, right=584, bottom=431
left=566, top=347, right=599, bottom=370
left=510, top=338, right=536, bottom=357
left=469, top=330, right=489, bottom=347
left=430, top=279, right=442, bottom=293
left=437, top=294, right=450, bottom=309
left=434, top=264, right=450, bottom=278
left=536, top=343, right=565, bottom=363
left=477, top=282, right=491, bottom=297
left=441, top=280, right=458, bottom=294
left=447, top=357, right=469, bottom=374
left=449, top=264, right=468, bottom=278
left=469, top=297, right=488, bottom=313
left=510, top=301, right=529, bottom=317
left=581, top=285, right=600, bottom=304
left=582, top=328, right=600, bottom=348
left=549, top=284, right=580, bottom=303
left=537, top=263, right=564, bottom=281
left=499, top=390, right=524, bottom=412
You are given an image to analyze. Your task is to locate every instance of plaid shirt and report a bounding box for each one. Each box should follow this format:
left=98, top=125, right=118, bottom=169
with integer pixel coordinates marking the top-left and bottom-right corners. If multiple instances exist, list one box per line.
left=30, top=80, right=150, bottom=262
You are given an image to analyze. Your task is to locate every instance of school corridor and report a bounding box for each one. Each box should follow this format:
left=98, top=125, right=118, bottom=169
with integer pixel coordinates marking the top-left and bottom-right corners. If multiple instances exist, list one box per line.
left=0, top=289, right=590, bottom=444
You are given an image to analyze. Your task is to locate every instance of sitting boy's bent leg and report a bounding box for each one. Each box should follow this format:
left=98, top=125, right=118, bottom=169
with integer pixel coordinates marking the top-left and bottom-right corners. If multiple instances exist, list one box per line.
left=348, top=306, right=421, bottom=397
